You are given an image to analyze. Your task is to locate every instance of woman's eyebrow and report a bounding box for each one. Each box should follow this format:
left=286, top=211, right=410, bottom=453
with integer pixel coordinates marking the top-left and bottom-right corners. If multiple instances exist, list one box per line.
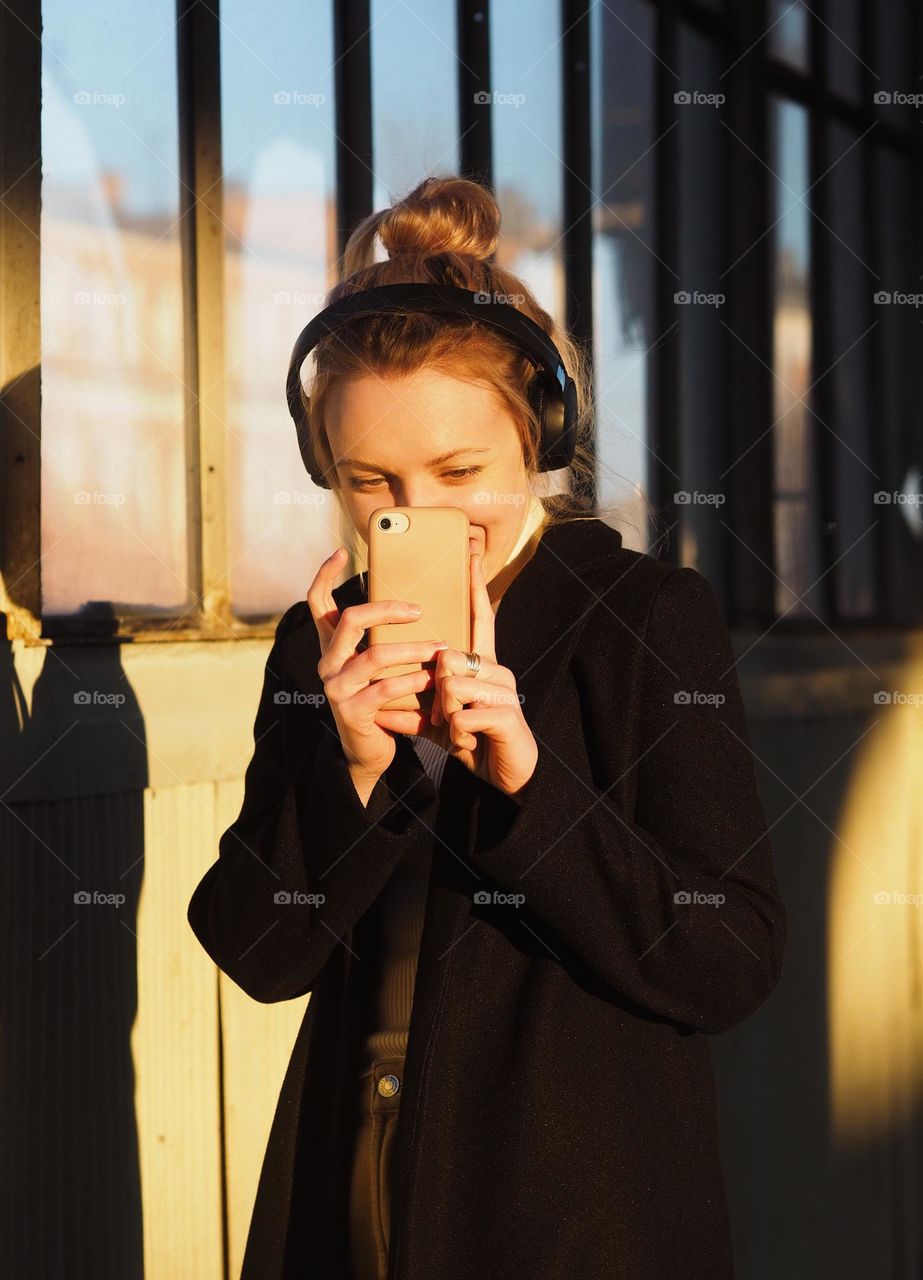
left=342, top=447, right=491, bottom=470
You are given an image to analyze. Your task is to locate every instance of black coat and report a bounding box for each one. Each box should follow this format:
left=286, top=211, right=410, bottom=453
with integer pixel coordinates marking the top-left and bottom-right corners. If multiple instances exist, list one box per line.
left=187, top=516, right=787, bottom=1280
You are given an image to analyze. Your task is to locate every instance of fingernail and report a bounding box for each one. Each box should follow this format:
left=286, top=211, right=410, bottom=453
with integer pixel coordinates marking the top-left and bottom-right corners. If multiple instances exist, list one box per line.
left=433, top=641, right=448, bottom=650
left=408, top=603, right=422, bottom=614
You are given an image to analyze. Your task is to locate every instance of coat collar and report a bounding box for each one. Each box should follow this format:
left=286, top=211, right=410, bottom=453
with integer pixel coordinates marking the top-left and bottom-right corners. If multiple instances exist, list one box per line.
left=279, top=516, right=622, bottom=739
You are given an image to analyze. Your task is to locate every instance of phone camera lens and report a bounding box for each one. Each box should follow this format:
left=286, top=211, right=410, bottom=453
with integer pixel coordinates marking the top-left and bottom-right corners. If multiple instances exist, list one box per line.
left=380, top=517, right=391, bottom=530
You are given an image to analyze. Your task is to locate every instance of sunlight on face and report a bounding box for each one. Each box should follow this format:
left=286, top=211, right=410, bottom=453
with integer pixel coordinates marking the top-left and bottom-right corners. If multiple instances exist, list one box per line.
left=324, top=367, right=532, bottom=586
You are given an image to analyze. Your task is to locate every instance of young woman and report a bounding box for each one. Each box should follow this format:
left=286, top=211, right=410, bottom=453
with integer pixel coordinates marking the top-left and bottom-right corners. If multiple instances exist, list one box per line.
left=187, top=175, right=787, bottom=1280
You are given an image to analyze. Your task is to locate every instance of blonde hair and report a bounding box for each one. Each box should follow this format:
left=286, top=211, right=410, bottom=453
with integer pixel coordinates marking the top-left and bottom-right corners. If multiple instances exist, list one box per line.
left=302, top=174, right=628, bottom=558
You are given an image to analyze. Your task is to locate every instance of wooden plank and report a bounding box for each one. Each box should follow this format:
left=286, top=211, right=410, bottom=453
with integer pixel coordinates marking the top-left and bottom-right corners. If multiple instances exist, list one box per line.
left=137, top=784, right=224, bottom=1278
left=215, top=776, right=308, bottom=1280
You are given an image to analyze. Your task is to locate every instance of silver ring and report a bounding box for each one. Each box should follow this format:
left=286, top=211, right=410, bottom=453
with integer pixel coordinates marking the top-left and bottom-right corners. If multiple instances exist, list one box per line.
left=464, top=651, right=481, bottom=678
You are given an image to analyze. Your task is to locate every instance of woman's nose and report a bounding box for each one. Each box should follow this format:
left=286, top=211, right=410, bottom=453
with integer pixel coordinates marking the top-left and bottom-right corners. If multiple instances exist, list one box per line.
left=395, top=487, right=454, bottom=510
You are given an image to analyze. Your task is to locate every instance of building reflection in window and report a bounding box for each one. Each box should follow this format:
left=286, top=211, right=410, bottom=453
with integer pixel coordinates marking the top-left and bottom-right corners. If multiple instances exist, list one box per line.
left=220, top=0, right=337, bottom=619
left=770, top=97, right=823, bottom=618
left=40, top=0, right=189, bottom=617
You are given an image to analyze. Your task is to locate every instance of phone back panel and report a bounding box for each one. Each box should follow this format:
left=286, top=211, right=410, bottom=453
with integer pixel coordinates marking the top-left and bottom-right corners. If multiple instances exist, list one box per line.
left=368, top=505, right=471, bottom=712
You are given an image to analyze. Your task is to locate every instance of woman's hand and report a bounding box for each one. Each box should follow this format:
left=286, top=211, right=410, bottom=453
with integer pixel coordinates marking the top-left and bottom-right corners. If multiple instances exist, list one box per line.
left=307, top=547, right=448, bottom=788
left=373, top=543, right=539, bottom=800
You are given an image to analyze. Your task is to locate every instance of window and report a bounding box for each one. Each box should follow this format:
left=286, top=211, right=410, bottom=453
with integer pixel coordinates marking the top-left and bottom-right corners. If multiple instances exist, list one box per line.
left=764, top=0, right=921, bottom=623
left=219, top=0, right=337, bottom=619
left=677, top=21, right=726, bottom=585
left=371, top=0, right=459, bottom=207
left=769, top=97, right=821, bottom=618
left=9, top=0, right=921, bottom=641
left=40, top=0, right=188, bottom=620
left=490, top=0, right=565, bottom=322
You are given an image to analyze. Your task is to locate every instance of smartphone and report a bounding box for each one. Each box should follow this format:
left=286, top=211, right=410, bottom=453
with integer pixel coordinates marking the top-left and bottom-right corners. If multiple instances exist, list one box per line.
left=367, top=505, right=471, bottom=713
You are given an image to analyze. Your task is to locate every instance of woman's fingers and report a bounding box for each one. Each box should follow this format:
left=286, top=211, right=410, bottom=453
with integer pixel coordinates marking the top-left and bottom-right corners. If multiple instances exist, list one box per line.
left=315, top=599, right=427, bottom=678
left=432, top=643, right=513, bottom=726
left=348, top=666, right=436, bottom=718
left=305, top=546, right=347, bottom=654
left=327, top=640, right=448, bottom=701
left=440, top=676, right=521, bottom=708
left=375, top=707, right=433, bottom=736
left=447, top=701, right=520, bottom=752
left=306, top=545, right=432, bottom=670
left=432, top=640, right=512, bottom=732
left=469, top=548, right=497, bottom=663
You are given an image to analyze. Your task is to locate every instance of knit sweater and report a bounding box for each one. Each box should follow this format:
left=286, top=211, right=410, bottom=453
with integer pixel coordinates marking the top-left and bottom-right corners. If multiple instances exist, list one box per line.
left=357, top=497, right=549, bottom=1068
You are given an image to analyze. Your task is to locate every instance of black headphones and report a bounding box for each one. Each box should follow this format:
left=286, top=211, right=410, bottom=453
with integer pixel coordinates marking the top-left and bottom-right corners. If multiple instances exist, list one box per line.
left=285, top=283, right=578, bottom=489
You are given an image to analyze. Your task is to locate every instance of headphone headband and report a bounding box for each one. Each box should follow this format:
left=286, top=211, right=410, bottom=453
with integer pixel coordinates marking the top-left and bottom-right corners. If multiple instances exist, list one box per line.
left=285, top=283, right=578, bottom=487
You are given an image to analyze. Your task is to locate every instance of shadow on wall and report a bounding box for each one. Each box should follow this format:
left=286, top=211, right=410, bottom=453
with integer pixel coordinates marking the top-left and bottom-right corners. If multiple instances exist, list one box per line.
left=0, top=603, right=148, bottom=1277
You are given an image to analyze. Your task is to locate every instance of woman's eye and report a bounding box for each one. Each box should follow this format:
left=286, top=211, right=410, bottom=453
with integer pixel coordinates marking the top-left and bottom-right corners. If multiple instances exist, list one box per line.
left=349, top=466, right=482, bottom=491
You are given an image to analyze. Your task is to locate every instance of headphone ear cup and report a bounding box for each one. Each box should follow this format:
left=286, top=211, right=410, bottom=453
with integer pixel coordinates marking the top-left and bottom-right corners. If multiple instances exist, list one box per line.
left=560, top=378, right=578, bottom=467
left=294, top=396, right=331, bottom=489
left=530, top=373, right=568, bottom=472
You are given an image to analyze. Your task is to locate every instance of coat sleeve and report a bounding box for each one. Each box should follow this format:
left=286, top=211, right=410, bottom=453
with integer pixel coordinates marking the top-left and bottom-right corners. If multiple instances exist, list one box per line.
left=466, top=565, right=787, bottom=1035
left=187, top=604, right=439, bottom=1003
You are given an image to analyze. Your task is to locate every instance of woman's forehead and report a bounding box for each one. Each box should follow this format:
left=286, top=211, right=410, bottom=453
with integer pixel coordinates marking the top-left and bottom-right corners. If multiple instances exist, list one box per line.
left=327, top=373, right=517, bottom=463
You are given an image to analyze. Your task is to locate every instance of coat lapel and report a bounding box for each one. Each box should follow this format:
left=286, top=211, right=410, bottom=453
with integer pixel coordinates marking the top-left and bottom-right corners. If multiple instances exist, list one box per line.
left=489, top=515, right=622, bottom=732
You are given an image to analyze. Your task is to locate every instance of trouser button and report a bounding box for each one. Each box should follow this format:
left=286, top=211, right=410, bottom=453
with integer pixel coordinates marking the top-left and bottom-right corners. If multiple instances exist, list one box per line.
left=377, top=1072, right=401, bottom=1098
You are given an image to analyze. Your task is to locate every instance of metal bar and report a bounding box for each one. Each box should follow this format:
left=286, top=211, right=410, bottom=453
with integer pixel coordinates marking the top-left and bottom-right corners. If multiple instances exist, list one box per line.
left=176, top=0, right=230, bottom=631
left=0, top=0, right=42, bottom=640
left=649, top=0, right=680, bottom=563
left=856, top=0, right=885, bottom=621
left=561, top=0, right=595, bottom=511
left=457, top=0, right=493, bottom=186
left=724, top=0, right=775, bottom=625
left=334, top=0, right=373, bottom=260
left=807, top=0, right=837, bottom=621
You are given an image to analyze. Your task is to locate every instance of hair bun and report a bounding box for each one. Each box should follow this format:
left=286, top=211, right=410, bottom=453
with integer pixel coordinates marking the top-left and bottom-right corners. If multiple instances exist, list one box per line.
left=377, top=175, right=500, bottom=263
